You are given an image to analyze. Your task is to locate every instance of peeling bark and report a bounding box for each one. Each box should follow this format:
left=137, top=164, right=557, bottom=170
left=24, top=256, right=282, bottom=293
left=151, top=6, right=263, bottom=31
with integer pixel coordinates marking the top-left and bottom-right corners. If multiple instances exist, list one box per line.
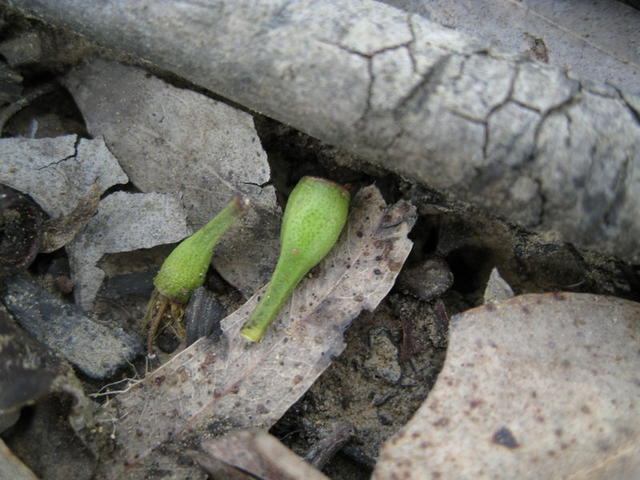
left=7, top=0, right=640, bottom=262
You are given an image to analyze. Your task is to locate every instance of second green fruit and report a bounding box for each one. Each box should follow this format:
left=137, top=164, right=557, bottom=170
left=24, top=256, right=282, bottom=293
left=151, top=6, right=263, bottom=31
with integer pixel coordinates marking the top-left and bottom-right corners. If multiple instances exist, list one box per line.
left=240, top=176, right=350, bottom=342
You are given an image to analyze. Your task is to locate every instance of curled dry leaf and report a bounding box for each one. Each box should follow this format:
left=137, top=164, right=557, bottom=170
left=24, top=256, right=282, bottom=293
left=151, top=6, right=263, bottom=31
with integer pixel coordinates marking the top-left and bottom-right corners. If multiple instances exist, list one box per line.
left=374, top=293, right=640, bottom=480
left=40, top=183, right=101, bottom=253
left=191, top=429, right=329, bottom=480
left=93, top=185, right=415, bottom=479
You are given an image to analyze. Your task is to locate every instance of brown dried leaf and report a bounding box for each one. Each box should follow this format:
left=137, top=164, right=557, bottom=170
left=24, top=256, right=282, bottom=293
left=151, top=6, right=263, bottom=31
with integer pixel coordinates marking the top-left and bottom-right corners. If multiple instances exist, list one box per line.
left=191, top=429, right=329, bottom=480
left=96, top=185, right=415, bottom=479
left=374, top=293, right=640, bottom=480
left=40, top=183, right=101, bottom=253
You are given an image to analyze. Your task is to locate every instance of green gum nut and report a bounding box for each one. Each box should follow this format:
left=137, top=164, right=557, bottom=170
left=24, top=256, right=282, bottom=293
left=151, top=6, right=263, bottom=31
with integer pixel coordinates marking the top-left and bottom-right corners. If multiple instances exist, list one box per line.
left=154, top=195, right=249, bottom=303
left=240, top=176, right=350, bottom=342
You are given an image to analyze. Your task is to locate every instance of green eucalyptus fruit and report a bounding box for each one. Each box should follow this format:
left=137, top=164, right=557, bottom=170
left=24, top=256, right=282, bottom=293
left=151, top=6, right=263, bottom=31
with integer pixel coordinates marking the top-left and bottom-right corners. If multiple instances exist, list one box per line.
left=154, top=195, right=249, bottom=303
left=240, top=176, right=349, bottom=342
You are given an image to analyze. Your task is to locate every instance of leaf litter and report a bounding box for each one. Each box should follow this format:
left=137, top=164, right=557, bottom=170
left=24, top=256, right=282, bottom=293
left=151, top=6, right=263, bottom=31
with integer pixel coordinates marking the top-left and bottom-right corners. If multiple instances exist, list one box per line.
left=374, top=292, right=640, bottom=480
left=64, top=58, right=281, bottom=297
left=89, top=185, right=416, bottom=479
left=192, top=429, right=330, bottom=480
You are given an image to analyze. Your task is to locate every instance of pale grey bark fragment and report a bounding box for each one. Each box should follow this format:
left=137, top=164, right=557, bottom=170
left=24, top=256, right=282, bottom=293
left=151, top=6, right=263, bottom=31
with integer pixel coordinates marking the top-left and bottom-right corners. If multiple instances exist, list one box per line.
left=8, top=0, right=640, bottom=261
left=3, top=276, right=143, bottom=378
left=67, top=191, right=190, bottom=311
left=512, top=62, right=579, bottom=113
left=386, top=0, right=640, bottom=95
left=370, top=47, right=421, bottom=111
left=0, top=135, right=128, bottom=217
left=64, top=59, right=280, bottom=295
left=535, top=91, right=640, bottom=259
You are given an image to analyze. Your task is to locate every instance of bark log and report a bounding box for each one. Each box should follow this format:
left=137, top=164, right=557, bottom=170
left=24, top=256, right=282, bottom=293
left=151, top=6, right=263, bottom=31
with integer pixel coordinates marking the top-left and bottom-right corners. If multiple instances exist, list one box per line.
left=7, top=0, right=640, bottom=262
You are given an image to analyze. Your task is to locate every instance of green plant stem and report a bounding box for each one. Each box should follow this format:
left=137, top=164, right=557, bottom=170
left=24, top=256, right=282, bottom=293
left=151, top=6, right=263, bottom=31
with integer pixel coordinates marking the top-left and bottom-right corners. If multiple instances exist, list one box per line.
left=240, top=253, right=307, bottom=342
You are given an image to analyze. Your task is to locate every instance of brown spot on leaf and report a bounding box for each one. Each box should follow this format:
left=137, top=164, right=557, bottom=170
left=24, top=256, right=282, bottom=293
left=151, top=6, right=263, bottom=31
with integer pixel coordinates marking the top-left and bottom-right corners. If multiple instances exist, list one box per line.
left=154, top=375, right=166, bottom=386
left=433, top=417, right=449, bottom=428
left=256, top=404, right=269, bottom=414
left=388, top=261, right=402, bottom=271
left=581, top=405, right=591, bottom=414
left=292, top=375, right=303, bottom=385
left=469, top=399, right=483, bottom=409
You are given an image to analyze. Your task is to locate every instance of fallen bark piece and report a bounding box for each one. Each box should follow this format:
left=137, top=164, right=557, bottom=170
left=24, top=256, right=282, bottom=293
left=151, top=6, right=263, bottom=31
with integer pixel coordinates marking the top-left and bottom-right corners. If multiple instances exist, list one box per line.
left=3, top=276, right=143, bottom=379
left=192, top=429, right=329, bottom=480
left=374, top=293, right=640, bottom=480
left=0, top=135, right=128, bottom=217
left=383, top=0, right=640, bottom=95
left=93, top=185, right=415, bottom=479
left=66, top=191, right=191, bottom=311
left=9, top=0, right=640, bottom=262
left=483, top=267, right=514, bottom=303
left=64, top=58, right=280, bottom=296
left=0, top=304, right=92, bottom=436
left=183, top=287, right=226, bottom=347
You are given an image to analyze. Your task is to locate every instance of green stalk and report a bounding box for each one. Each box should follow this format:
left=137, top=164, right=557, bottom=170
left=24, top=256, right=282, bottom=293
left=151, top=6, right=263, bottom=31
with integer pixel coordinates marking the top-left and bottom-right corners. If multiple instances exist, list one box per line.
left=154, top=195, right=249, bottom=303
left=240, top=176, right=349, bottom=342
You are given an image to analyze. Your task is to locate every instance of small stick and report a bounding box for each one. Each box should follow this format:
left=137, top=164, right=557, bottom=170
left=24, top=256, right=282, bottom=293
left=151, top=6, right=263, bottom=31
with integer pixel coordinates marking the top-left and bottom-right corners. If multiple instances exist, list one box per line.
left=146, top=293, right=169, bottom=357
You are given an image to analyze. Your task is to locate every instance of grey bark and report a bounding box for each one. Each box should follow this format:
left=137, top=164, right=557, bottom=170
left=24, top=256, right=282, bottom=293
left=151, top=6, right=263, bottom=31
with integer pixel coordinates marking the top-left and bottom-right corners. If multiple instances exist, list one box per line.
left=7, top=0, right=640, bottom=262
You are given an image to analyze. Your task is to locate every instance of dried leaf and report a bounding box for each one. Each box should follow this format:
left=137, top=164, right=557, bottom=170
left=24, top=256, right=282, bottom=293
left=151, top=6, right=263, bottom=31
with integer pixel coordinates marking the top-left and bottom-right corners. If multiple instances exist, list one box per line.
left=67, top=191, right=190, bottom=311
left=192, top=429, right=329, bottom=480
left=64, top=58, right=281, bottom=296
left=95, top=185, right=415, bottom=479
left=374, top=293, right=640, bottom=480
left=40, top=183, right=101, bottom=253
left=0, top=135, right=128, bottom=217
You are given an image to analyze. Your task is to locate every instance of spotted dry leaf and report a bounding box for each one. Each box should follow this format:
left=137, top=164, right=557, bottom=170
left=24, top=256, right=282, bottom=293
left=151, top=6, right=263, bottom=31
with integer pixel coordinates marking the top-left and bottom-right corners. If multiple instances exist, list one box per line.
left=95, top=185, right=416, bottom=480
left=374, top=293, right=640, bottom=480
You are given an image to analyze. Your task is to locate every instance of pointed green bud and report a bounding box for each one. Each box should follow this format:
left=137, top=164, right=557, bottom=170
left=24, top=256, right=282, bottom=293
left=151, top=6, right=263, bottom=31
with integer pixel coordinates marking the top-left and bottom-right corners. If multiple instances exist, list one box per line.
left=154, top=195, right=249, bottom=303
left=240, top=176, right=349, bottom=342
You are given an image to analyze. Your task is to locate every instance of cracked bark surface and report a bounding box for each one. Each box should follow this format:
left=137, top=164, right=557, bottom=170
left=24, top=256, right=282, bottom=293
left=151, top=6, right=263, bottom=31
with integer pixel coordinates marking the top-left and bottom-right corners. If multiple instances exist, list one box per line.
left=8, top=0, right=640, bottom=262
